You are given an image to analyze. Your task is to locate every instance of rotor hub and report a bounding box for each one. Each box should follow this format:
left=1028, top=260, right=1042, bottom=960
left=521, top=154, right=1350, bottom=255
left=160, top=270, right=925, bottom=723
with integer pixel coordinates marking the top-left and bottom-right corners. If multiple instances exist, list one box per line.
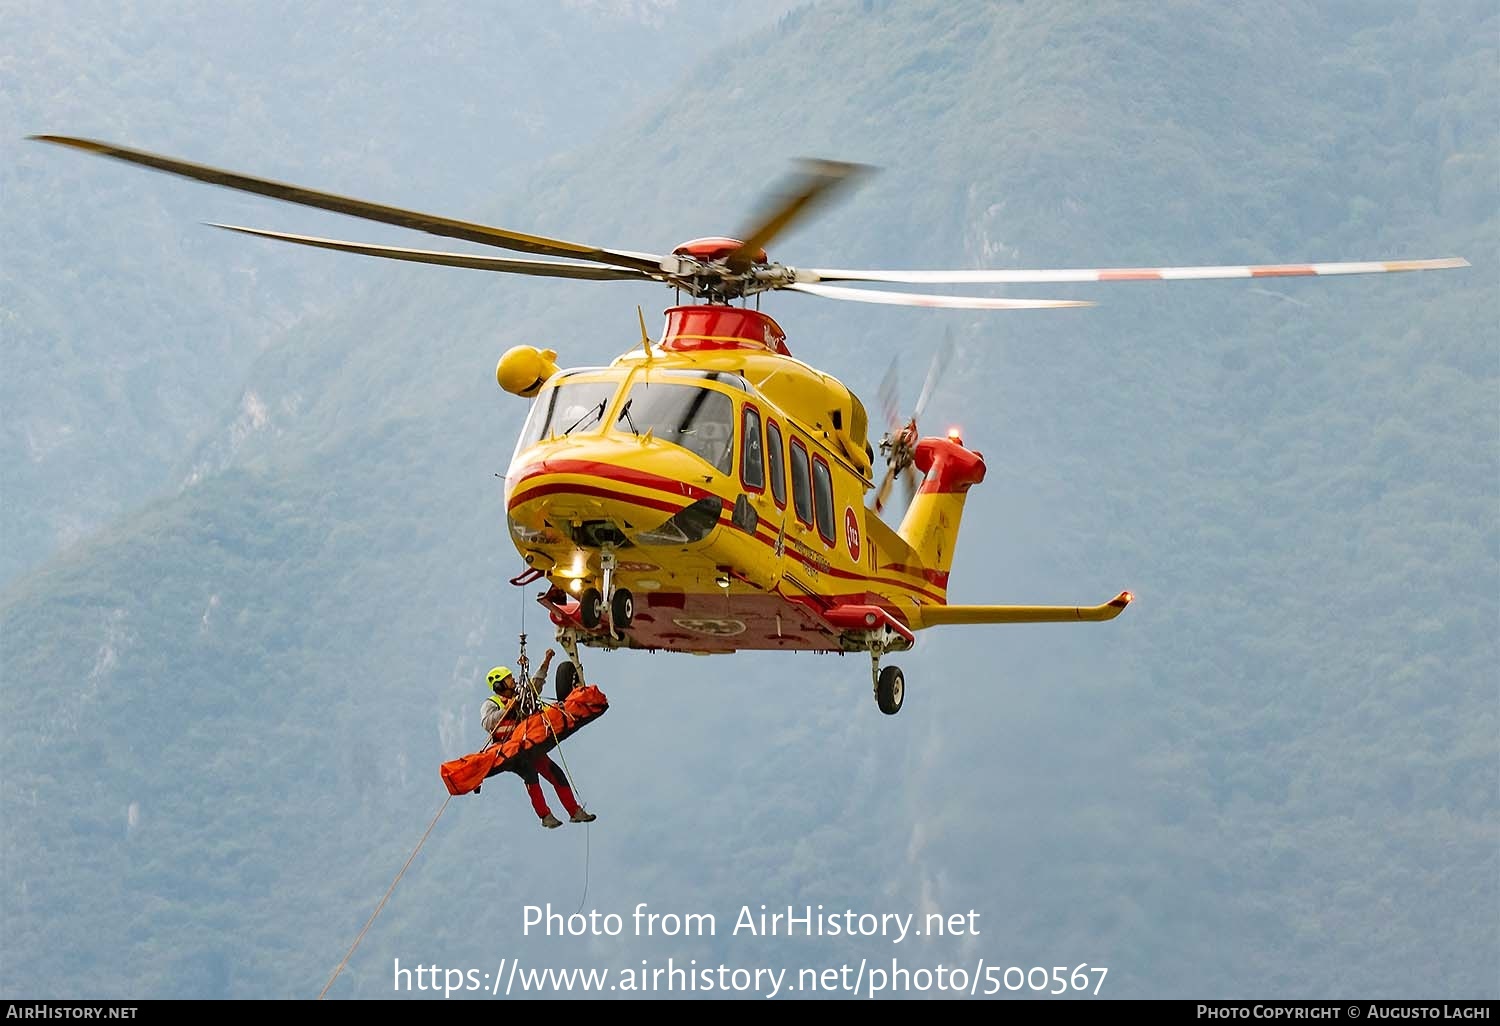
left=660, top=239, right=795, bottom=301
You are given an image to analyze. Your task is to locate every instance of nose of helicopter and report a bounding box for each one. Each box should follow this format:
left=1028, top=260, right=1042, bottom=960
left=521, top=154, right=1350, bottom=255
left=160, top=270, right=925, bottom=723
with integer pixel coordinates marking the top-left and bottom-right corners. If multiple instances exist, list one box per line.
left=505, top=436, right=727, bottom=556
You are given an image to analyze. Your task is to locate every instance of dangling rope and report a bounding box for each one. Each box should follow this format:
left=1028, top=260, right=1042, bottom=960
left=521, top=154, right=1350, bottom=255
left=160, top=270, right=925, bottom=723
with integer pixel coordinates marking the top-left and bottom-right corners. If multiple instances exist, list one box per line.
left=575, top=820, right=592, bottom=914
left=515, top=588, right=592, bottom=913
left=316, top=585, right=599, bottom=998
left=534, top=692, right=593, bottom=915
left=318, top=794, right=452, bottom=1000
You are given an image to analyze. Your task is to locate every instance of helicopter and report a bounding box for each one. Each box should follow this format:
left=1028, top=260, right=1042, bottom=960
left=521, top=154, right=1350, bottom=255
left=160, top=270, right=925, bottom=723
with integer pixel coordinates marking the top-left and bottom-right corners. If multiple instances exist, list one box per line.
left=29, top=136, right=1469, bottom=715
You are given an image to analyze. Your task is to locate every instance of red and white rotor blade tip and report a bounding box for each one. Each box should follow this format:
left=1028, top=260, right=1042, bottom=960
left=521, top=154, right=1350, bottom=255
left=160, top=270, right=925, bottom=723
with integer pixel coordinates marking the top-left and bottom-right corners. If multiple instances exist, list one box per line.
left=800, top=257, right=1469, bottom=285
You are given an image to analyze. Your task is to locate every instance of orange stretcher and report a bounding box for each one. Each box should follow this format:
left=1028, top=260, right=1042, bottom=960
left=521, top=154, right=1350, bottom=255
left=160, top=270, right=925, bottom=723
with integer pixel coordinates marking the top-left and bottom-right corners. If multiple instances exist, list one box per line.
left=440, top=684, right=608, bottom=796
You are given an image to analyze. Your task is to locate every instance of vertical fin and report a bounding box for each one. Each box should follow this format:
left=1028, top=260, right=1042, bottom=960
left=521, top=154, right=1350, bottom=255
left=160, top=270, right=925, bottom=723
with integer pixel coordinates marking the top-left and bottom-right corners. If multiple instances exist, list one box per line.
left=896, top=437, right=987, bottom=588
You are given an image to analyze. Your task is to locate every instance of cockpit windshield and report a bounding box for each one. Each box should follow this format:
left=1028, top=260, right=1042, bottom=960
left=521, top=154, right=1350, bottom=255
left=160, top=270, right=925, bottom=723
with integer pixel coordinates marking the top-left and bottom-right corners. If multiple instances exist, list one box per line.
left=614, top=381, right=735, bottom=474
left=515, top=377, right=620, bottom=456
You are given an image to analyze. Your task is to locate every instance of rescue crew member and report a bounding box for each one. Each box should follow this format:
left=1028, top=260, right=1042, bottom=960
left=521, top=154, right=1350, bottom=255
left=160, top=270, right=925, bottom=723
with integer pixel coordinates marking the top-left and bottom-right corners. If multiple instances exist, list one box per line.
left=482, top=652, right=597, bottom=829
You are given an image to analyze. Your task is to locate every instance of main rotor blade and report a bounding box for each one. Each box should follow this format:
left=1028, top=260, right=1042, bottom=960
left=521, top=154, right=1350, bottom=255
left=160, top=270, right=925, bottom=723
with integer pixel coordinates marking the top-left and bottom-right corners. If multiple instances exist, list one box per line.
left=209, top=224, right=660, bottom=281
left=30, top=135, right=666, bottom=274
left=798, top=256, right=1470, bottom=285
left=785, top=283, right=1093, bottom=310
left=724, top=159, right=870, bottom=273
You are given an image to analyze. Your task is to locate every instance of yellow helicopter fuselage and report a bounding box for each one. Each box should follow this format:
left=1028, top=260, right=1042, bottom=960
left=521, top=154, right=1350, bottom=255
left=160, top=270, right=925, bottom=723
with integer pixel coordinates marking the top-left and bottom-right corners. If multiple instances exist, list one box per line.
left=501, top=305, right=982, bottom=657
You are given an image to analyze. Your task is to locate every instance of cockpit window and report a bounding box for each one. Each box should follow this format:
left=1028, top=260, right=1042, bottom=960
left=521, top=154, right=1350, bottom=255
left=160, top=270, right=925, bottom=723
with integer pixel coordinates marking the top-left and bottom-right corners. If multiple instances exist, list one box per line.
left=516, top=379, right=620, bottom=456
left=649, top=369, right=752, bottom=392
left=614, top=382, right=735, bottom=474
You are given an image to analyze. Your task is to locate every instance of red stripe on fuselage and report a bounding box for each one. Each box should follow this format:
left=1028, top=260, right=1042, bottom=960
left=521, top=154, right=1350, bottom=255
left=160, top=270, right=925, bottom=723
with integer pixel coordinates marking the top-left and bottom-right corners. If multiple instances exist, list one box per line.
left=509, top=462, right=950, bottom=605
left=879, top=562, right=951, bottom=588
left=509, top=459, right=715, bottom=503
left=507, top=482, right=688, bottom=517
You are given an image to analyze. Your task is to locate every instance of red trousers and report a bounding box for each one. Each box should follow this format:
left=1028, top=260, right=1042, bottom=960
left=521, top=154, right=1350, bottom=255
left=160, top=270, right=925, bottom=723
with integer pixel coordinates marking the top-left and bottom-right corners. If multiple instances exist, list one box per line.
left=510, top=753, right=579, bottom=819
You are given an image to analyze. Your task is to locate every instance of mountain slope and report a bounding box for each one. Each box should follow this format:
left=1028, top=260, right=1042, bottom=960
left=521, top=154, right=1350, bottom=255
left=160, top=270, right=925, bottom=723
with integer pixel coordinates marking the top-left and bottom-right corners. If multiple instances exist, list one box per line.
left=2, top=0, right=801, bottom=586
left=2, top=0, right=1495, bottom=1000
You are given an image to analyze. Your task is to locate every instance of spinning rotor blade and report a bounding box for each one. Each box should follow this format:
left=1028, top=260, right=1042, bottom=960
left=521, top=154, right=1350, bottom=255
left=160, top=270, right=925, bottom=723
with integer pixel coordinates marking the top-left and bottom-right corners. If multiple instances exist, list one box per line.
left=870, top=456, right=921, bottom=517
left=912, top=331, right=955, bottom=423
left=786, top=283, right=1092, bottom=310
left=29, top=135, right=666, bottom=274
left=872, top=465, right=897, bottom=515
left=798, top=257, right=1470, bottom=285
left=725, top=159, right=870, bottom=273
left=208, top=225, right=658, bottom=281
left=877, top=358, right=902, bottom=435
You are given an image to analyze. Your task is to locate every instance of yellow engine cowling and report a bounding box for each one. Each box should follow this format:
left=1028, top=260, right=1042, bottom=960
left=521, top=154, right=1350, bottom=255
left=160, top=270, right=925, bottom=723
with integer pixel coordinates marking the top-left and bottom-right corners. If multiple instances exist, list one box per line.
left=496, top=346, right=560, bottom=398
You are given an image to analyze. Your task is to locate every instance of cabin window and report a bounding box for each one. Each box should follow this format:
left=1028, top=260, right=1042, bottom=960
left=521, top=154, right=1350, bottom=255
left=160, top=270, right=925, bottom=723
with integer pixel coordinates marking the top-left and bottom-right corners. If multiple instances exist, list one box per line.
left=765, top=419, right=786, bottom=509
left=614, top=382, right=734, bottom=474
left=812, top=455, right=836, bottom=546
left=790, top=438, right=813, bottom=526
left=741, top=405, right=765, bottom=491
left=516, top=378, right=619, bottom=455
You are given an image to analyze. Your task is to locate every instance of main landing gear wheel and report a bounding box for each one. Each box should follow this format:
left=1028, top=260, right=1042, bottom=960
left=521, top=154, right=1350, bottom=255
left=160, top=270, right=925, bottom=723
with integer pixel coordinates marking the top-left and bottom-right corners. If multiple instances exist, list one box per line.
left=555, top=660, right=578, bottom=703
left=876, top=665, right=904, bottom=715
left=579, top=587, right=603, bottom=630
left=610, top=588, right=634, bottom=629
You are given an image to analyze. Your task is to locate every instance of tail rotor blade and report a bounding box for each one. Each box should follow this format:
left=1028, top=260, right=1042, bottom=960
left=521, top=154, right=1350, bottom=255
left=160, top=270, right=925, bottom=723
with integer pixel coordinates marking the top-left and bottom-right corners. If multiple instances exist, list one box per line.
left=872, top=466, right=896, bottom=515
left=912, top=329, right=954, bottom=423
left=877, top=357, right=901, bottom=433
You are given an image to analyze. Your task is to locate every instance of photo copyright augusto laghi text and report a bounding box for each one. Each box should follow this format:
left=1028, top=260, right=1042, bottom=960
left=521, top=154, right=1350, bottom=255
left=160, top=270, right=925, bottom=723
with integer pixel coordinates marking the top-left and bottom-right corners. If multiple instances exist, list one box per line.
left=392, top=903, right=1108, bottom=998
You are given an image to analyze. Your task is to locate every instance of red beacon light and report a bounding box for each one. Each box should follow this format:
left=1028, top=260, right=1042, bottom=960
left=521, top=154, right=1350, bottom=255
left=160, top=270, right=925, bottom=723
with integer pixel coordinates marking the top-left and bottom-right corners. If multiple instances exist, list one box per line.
left=947, top=427, right=964, bottom=446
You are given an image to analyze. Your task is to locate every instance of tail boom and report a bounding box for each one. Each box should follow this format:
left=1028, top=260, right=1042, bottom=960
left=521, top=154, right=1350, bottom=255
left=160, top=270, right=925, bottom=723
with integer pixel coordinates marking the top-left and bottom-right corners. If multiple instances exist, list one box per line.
left=895, top=436, right=987, bottom=584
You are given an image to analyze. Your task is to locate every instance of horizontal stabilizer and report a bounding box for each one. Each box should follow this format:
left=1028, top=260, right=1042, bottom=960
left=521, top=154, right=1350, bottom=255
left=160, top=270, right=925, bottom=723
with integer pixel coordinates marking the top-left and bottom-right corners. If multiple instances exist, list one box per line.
left=919, top=591, right=1132, bottom=626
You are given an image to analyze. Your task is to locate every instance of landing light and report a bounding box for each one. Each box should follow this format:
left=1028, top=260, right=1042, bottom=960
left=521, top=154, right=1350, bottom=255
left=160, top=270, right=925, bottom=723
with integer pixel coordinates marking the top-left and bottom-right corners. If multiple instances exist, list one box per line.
left=569, top=579, right=583, bottom=595
left=715, top=573, right=731, bottom=589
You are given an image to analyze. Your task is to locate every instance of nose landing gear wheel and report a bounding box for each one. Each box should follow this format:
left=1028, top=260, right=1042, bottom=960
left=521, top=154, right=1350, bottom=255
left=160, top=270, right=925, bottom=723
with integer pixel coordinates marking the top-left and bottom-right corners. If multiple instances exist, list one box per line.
left=876, top=665, right=904, bottom=715
left=579, top=588, right=603, bottom=630
left=610, top=588, right=634, bottom=629
left=555, top=659, right=579, bottom=703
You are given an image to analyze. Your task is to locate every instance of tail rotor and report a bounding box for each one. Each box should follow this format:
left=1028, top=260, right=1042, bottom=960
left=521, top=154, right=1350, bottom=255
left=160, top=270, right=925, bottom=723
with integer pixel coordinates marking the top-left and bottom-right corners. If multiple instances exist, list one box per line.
left=871, top=331, right=954, bottom=517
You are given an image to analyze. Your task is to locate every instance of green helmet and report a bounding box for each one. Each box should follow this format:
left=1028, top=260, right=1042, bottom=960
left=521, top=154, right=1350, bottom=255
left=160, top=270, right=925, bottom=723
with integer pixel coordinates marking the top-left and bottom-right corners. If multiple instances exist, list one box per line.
left=487, top=666, right=514, bottom=692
